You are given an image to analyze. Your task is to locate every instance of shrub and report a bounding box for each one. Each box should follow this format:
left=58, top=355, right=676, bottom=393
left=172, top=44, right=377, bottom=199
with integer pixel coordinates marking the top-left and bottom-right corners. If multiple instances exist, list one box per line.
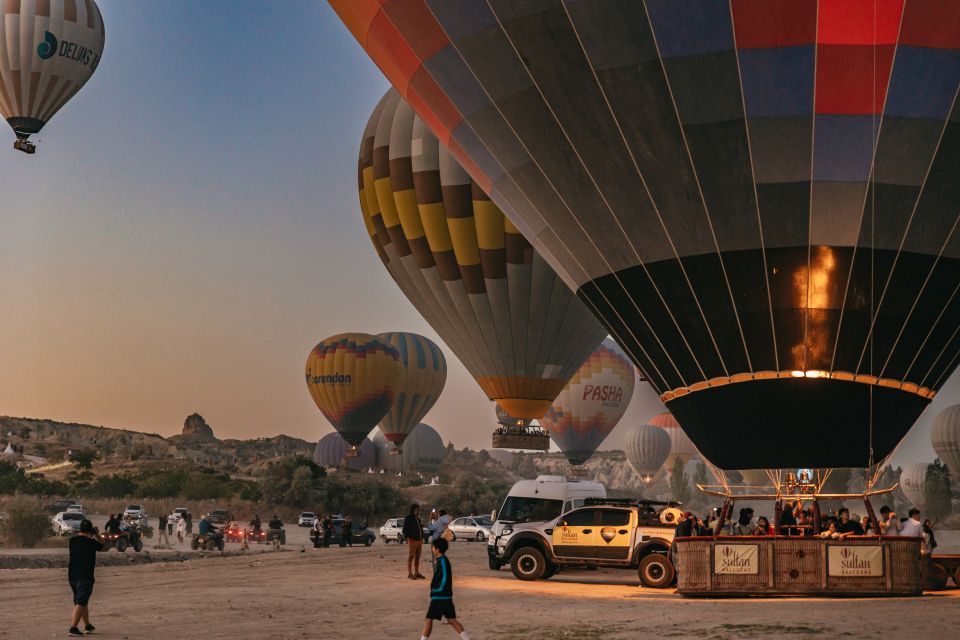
left=69, top=449, right=98, bottom=470
left=1, top=496, right=52, bottom=547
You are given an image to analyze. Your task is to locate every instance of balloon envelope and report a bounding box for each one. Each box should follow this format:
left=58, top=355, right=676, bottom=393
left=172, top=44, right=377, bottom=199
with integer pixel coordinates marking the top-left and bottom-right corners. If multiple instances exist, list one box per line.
left=0, top=0, right=105, bottom=142
left=931, top=404, right=960, bottom=480
left=899, top=463, right=930, bottom=510
left=540, top=338, right=636, bottom=465
left=333, top=1, right=960, bottom=470
left=375, top=332, right=447, bottom=449
left=624, top=423, right=671, bottom=483
left=372, top=422, right=446, bottom=474
left=359, top=89, right=606, bottom=421
left=305, top=333, right=401, bottom=448
left=314, top=433, right=376, bottom=470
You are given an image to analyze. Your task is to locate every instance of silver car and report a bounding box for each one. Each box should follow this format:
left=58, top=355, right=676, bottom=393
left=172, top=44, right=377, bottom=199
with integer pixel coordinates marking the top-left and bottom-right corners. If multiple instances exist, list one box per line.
left=448, top=516, right=493, bottom=542
left=52, top=511, right=85, bottom=535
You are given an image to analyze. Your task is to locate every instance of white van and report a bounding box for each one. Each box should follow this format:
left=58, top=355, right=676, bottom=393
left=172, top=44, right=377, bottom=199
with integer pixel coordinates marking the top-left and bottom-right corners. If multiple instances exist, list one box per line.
left=487, top=475, right=605, bottom=568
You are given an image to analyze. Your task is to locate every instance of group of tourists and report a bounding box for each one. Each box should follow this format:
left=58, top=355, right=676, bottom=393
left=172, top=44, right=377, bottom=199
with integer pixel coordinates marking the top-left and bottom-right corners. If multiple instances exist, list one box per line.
left=310, top=513, right=353, bottom=548
left=678, top=503, right=939, bottom=554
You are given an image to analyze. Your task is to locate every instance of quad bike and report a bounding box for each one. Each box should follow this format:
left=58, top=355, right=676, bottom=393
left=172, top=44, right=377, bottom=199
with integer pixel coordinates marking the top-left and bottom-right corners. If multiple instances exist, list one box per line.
left=191, top=527, right=225, bottom=551
left=99, top=527, right=144, bottom=553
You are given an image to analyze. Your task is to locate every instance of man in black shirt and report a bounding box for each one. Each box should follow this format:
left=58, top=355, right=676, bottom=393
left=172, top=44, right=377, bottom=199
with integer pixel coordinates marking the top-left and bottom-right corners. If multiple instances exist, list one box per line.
left=836, top=507, right=865, bottom=536
left=68, top=519, right=103, bottom=637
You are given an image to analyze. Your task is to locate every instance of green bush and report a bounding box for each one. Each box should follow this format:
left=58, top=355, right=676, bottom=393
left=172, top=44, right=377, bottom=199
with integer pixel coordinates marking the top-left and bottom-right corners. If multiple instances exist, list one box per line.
left=1, top=496, right=52, bottom=547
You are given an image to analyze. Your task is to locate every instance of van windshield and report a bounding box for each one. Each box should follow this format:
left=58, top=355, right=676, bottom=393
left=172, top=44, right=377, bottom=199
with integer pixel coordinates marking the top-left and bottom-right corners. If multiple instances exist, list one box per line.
left=498, top=497, right=563, bottom=523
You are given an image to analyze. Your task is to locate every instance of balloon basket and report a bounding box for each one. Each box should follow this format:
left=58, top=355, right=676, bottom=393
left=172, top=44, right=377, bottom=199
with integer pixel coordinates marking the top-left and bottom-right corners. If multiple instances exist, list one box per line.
left=492, top=426, right=550, bottom=451
left=344, top=447, right=360, bottom=458
left=14, top=139, right=35, bottom=154
left=567, top=466, right=587, bottom=477
left=388, top=446, right=403, bottom=456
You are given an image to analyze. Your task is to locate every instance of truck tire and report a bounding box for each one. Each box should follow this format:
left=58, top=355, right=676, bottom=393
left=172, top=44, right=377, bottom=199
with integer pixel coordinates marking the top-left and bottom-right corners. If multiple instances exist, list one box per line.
left=638, top=553, right=675, bottom=589
left=954, top=566, right=960, bottom=588
left=542, top=563, right=558, bottom=580
left=510, top=547, right=547, bottom=581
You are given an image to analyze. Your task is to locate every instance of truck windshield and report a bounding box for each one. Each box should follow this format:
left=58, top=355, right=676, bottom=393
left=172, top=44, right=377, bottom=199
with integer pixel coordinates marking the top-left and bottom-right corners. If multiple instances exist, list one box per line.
left=498, top=497, right=563, bottom=523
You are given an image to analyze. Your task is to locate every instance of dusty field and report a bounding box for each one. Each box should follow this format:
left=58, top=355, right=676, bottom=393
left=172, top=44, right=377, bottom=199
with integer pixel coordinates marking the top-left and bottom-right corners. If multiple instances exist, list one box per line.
left=3, top=534, right=960, bottom=640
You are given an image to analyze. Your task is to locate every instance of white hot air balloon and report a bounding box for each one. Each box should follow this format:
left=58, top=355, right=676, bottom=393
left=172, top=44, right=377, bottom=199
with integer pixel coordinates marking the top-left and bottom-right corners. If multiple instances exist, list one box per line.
left=372, top=423, right=445, bottom=474
left=899, top=463, right=930, bottom=511
left=624, top=424, right=671, bottom=484
left=931, top=404, right=960, bottom=481
left=0, top=0, right=106, bottom=153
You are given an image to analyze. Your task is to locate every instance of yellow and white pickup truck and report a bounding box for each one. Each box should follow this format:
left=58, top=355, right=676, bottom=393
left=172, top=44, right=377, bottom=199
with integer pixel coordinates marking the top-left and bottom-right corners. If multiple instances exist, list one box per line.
left=489, top=499, right=681, bottom=588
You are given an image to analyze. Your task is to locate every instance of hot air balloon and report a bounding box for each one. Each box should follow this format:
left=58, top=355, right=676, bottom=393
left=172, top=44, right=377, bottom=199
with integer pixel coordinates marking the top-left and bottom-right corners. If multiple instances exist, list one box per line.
left=305, top=333, right=401, bottom=455
left=648, top=412, right=697, bottom=474
left=333, top=1, right=960, bottom=470
left=624, top=423, right=671, bottom=484
left=0, top=0, right=105, bottom=153
left=359, top=89, right=606, bottom=447
left=313, top=433, right=376, bottom=470
left=899, top=463, right=930, bottom=510
left=375, top=332, right=446, bottom=454
left=372, top=422, right=446, bottom=474
left=540, top=338, right=636, bottom=466
left=931, top=404, right=960, bottom=480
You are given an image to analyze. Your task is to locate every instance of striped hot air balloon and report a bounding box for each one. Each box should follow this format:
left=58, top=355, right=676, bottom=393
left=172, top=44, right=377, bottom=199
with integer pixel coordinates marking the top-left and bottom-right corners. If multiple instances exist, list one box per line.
left=899, top=462, right=930, bottom=510
left=372, top=422, right=446, bottom=474
left=305, top=333, right=401, bottom=453
left=931, top=404, right=960, bottom=480
left=0, top=0, right=105, bottom=153
left=375, top=332, right=446, bottom=454
left=540, top=338, right=636, bottom=466
left=333, top=0, right=960, bottom=471
left=624, top=423, right=671, bottom=483
left=313, top=433, right=376, bottom=470
left=358, top=89, right=606, bottom=424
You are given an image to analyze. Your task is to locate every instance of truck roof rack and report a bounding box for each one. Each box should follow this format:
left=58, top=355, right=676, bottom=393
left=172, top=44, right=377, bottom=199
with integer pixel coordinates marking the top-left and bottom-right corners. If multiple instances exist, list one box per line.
left=583, top=498, right=683, bottom=507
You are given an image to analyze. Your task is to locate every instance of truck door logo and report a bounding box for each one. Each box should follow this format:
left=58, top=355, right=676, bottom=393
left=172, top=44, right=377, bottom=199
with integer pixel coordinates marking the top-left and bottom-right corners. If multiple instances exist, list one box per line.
left=600, top=527, right=616, bottom=543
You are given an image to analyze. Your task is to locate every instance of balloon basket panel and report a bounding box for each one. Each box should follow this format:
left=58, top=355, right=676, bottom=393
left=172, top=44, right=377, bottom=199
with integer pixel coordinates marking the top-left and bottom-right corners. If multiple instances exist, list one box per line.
left=343, top=449, right=360, bottom=458
left=492, top=431, right=550, bottom=451
left=567, top=466, right=587, bottom=477
left=388, top=447, right=402, bottom=456
left=14, top=140, right=35, bottom=154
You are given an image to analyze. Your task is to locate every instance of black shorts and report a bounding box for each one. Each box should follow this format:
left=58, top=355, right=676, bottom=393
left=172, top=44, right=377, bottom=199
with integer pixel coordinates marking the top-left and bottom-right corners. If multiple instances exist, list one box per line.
left=69, top=579, right=94, bottom=606
left=426, top=598, right=456, bottom=620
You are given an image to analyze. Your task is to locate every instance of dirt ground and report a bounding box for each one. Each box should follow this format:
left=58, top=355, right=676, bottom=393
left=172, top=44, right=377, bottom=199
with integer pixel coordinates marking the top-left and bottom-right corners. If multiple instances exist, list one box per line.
left=4, top=531, right=960, bottom=640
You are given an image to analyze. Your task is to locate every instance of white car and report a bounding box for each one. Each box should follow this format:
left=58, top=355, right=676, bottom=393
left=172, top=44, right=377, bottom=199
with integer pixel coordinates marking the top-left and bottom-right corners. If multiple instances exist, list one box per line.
left=448, top=516, right=493, bottom=542
left=298, top=512, right=318, bottom=527
left=52, top=511, right=85, bottom=535
left=124, top=504, right=147, bottom=519
left=379, top=517, right=405, bottom=543
left=66, top=503, right=84, bottom=514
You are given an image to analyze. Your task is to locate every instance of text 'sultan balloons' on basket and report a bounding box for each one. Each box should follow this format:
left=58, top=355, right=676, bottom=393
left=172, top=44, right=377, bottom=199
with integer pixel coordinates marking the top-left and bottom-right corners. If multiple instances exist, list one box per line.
left=334, top=1, right=960, bottom=470
left=0, top=0, right=106, bottom=154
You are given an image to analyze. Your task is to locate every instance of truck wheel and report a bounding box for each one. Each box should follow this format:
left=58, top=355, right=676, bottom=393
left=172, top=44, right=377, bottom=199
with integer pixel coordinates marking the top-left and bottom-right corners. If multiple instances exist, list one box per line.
left=510, top=547, right=546, bottom=581
left=954, top=567, right=960, bottom=587
left=542, top=563, right=558, bottom=580
left=638, top=554, right=675, bottom=589
left=116, top=538, right=128, bottom=553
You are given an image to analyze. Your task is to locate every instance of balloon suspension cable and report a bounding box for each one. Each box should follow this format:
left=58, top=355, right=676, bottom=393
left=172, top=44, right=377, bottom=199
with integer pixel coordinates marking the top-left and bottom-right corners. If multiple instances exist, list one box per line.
left=703, top=458, right=729, bottom=494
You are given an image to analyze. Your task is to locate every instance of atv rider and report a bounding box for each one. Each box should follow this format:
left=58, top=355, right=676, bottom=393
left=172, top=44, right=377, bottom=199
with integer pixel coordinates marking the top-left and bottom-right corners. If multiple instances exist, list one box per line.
left=103, top=514, right=121, bottom=535
left=198, top=516, right=220, bottom=540
left=250, top=514, right=261, bottom=533
left=268, top=515, right=283, bottom=530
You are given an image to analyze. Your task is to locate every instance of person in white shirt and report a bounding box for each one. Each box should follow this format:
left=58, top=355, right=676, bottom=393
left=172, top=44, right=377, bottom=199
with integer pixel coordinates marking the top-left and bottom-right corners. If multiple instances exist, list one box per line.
left=900, top=508, right=924, bottom=538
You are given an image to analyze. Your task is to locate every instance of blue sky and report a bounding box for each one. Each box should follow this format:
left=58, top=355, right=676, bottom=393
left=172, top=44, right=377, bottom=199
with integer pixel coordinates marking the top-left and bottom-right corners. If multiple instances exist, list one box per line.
left=0, top=0, right=946, bottom=470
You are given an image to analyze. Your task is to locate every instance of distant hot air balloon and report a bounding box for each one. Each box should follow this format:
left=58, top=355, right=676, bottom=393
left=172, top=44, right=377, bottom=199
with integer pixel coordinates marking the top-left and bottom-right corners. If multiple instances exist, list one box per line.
left=305, top=333, right=401, bottom=455
left=899, top=463, right=930, bottom=510
left=540, top=338, right=636, bottom=466
left=0, top=0, right=105, bottom=153
left=333, top=1, right=960, bottom=470
left=372, top=422, right=446, bottom=474
left=375, top=332, right=446, bottom=454
left=313, top=433, right=376, bottom=470
left=931, top=404, right=960, bottom=480
left=649, top=412, right=697, bottom=474
left=359, top=89, right=606, bottom=433
left=624, top=424, right=671, bottom=484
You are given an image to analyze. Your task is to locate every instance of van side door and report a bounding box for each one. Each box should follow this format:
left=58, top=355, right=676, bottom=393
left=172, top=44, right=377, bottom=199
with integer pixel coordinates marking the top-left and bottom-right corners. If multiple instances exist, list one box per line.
left=551, top=508, right=598, bottom=559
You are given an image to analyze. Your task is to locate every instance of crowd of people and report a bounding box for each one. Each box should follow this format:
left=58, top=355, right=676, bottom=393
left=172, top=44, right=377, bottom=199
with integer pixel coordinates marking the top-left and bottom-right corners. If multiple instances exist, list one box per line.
left=676, top=502, right=939, bottom=554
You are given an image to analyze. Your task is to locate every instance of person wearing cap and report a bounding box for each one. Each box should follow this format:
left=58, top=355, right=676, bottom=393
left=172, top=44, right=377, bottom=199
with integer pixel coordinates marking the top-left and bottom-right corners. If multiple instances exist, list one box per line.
left=675, top=511, right=697, bottom=538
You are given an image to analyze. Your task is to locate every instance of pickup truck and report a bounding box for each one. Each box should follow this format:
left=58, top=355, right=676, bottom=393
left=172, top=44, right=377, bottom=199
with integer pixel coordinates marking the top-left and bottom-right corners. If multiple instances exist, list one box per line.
left=489, top=499, right=680, bottom=588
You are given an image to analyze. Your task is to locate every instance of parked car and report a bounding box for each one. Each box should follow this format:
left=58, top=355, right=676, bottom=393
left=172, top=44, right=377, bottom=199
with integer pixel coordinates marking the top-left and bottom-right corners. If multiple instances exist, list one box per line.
left=123, top=504, right=147, bottom=519
left=45, top=499, right=77, bottom=514
left=448, top=516, right=493, bottom=542
left=330, top=518, right=376, bottom=546
left=298, top=512, right=318, bottom=527
left=379, top=517, right=405, bottom=543
left=65, top=503, right=84, bottom=514
left=52, top=511, right=85, bottom=536
left=204, top=509, right=233, bottom=525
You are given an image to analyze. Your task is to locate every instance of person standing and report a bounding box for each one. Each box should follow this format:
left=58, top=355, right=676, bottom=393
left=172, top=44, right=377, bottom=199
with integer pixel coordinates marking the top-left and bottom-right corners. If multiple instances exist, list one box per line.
left=922, top=518, right=938, bottom=555
left=322, top=514, right=334, bottom=548
left=836, top=508, right=864, bottom=536
left=879, top=506, right=901, bottom=536
left=176, top=515, right=187, bottom=546
left=312, top=514, right=324, bottom=549
left=404, top=503, right=425, bottom=580
left=900, top=508, right=923, bottom=538
left=68, top=519, right=103, bottom=637
left=420, top=537, right=470, bottom=640
left=157, top=512, right=169, bottom=549
left=340, top=516, right=353, bottom=548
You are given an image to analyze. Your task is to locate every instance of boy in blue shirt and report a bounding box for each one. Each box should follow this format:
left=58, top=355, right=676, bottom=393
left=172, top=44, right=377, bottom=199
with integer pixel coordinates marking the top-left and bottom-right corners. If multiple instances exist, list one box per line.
left=421, top=537, right=470, bottom=640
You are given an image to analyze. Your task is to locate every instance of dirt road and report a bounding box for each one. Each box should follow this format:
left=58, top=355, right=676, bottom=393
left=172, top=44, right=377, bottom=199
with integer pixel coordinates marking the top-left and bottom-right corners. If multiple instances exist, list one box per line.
left=4, top=539, right=959, bottom=640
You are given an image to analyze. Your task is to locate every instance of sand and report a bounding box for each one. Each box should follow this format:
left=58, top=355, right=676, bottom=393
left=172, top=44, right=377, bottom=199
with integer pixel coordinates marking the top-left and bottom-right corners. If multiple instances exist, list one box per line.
left=3, top=526, right=960, bottom=640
